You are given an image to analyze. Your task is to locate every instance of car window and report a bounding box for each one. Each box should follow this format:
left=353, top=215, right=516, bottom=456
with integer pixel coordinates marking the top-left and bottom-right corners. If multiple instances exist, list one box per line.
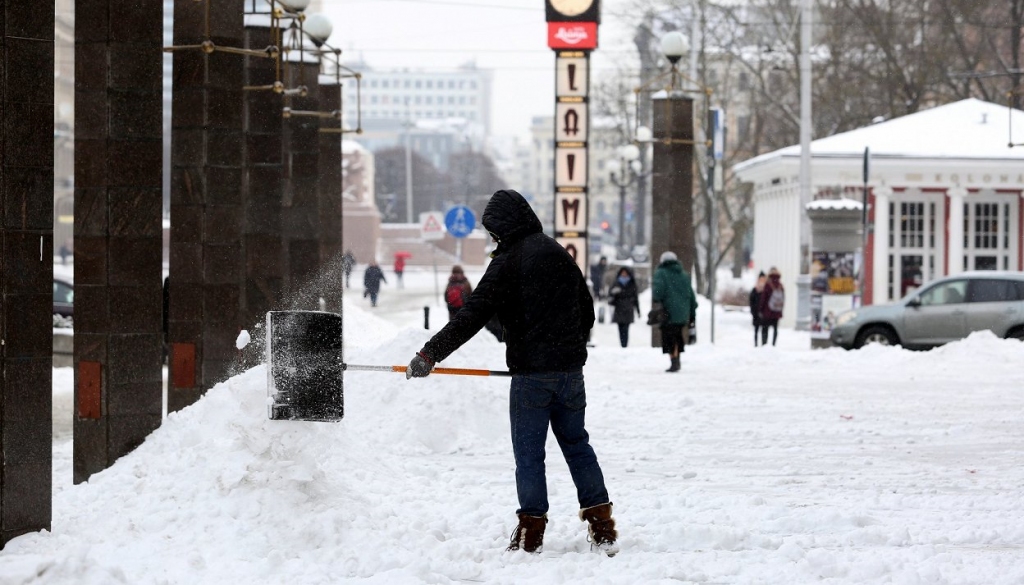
left=967, top=279, right=1018, bottom=303
left=54, top=281, right=74, bottom=304
left=918, top=280, right=967, bottom=306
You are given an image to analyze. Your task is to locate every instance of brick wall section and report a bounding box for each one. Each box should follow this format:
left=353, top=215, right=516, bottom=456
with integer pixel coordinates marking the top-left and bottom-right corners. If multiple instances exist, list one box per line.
left=169, top=0, right=245, bottom=412
left=0, top=0, right=56, bottom=547
left=72, top=0, right=164, bottom=484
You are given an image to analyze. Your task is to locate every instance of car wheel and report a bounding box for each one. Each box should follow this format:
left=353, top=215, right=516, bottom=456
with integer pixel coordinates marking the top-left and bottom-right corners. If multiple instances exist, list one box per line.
left=855, top=326, right=899, bottom=348
left=1006, top=327, right=1024, bottom=341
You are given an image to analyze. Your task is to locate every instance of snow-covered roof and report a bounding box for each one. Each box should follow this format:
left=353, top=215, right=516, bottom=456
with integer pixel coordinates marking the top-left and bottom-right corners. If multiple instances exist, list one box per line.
left=735, top=99, right=1024, bottom=175
left=806, top=198, right=862, bottom=211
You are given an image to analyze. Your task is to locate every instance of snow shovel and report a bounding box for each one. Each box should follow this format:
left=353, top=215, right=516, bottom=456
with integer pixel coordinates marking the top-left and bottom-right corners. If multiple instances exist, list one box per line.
left=342, top=363, right=511, bottom=377
left=266, top=310, right=509, bottom=423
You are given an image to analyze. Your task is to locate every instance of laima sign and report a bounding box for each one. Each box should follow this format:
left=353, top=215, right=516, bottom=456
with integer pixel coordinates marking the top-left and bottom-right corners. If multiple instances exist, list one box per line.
left=547, top=22, right=598, bottom=50
left=546, top=0, right=600, bottom=274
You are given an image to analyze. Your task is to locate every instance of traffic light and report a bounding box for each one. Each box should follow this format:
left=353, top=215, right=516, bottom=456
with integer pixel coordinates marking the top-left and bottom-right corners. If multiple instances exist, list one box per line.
left=600, top=220, right=612, bottom=233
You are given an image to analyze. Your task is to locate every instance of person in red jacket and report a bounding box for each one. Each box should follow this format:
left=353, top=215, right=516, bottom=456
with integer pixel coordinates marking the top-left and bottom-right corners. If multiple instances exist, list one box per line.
left=393, top=254, right=407, bottom=288
left=757, top=267, right=784, bottom=346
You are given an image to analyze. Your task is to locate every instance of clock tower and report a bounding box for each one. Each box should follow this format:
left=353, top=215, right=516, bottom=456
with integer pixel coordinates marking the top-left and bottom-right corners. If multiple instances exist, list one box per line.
left=545, top=0, right=600, bottom=23
left=546, top=1, right=599, bottom=275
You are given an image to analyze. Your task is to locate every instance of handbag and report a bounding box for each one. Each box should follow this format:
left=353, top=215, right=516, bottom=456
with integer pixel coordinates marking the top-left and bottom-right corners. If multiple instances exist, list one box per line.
left=646, top=302, right=667, bottom=326
left=687, top=322, right=697, bottom=345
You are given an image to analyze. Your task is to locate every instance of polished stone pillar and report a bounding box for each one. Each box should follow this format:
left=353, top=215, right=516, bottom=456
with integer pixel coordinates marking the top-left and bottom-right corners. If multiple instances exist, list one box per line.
left=0, top=0, right=55, bottom=547
left=169, top=0, right=245, bottom=411
left=318, top=82, right=344, bottom=312
left=650, top=93, right=695, bottom=272
left=242, top=24, right=284, bottom=330
left=72, top=0, right=163, bottom=485
left=282, top=59, right=322, bottom=305
left=649, top=93, right=694, bottom=349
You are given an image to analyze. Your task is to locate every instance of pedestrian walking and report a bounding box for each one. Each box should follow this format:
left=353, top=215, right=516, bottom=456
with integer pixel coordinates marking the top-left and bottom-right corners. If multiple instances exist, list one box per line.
left=750, top=271, right=767, bottom=347
left=363, top=261, right=386, bottom=307
left=651, top=251, right=698, bottom=372
left=444, top=265, right=473, bottom=321
left=608, top=266, right=641, bottom=348
left=590, top=256, right=608, bottom=300
left=341, top=249, right=356, bottom=289
left=758, top=267, right=785, bottom=346
left=393, top=253, right=407, bottom=289
left=405, top=189, right=618, bottom=556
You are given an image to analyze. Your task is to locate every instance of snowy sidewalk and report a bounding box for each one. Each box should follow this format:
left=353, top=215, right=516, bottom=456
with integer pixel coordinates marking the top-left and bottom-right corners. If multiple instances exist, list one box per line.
left=4, top=268, right=1024, bottom=584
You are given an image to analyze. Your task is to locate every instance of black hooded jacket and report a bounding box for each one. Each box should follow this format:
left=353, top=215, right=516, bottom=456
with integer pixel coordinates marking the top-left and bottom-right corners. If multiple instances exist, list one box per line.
left=420, top=189, right=595, bottom=374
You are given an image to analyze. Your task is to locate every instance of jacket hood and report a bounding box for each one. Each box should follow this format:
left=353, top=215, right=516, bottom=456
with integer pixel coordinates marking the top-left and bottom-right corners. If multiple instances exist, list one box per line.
left=482, top=189, right=543, bottom=254
left=658, top=259, right=684, bottom=274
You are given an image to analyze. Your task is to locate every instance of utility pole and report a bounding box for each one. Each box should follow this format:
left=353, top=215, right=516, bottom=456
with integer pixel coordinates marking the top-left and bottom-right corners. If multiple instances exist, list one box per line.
left=404, top=98, right=414, bottom=223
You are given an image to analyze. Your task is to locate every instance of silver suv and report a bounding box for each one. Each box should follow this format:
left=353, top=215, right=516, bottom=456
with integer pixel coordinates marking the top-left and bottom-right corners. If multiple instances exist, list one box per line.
left=830, top=271, right=1024, bottom=349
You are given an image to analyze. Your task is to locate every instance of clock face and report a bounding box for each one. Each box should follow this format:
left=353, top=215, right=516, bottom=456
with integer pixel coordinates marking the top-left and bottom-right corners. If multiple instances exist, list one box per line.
left=550, top=0, right=594, bottom=17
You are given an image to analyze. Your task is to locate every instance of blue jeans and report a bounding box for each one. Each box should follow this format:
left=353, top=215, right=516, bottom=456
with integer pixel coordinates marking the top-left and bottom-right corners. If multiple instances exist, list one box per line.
left=509, top=370, right=610, bottom=516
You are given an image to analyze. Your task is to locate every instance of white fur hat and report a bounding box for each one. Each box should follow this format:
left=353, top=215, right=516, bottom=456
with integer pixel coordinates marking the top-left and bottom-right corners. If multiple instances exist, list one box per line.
left=659, top=251, right=678, bottom=264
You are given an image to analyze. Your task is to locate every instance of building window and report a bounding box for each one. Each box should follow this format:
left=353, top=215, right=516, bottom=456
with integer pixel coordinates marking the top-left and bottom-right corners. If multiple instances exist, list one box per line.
left=739, top=72, right=749, bottom=91
left=426, top=96, right=432, bottom=104
left=448, top=80, right=455, bottom=89
left=415, top=96, right=422, bottom=105
left=404, top=80, right=411, bottom=88
left=471, top=81, right=477, bottom=89
left=899, top=202, right=924, bottom=248
left=382, top=80, right=389, bottom=88
left=426, top=80, right=433, bottom=89
left=415, top=80, right=422, bottom=89
left=370, top=95, right=378, bottom=104
left=448, top=96, right=455, bottom=104
left=459, top=96, right=466, bottom=105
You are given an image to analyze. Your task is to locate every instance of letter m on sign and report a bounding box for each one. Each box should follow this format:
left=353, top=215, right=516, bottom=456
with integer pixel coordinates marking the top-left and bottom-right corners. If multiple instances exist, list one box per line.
left=555, top=193, right=586, bottom=232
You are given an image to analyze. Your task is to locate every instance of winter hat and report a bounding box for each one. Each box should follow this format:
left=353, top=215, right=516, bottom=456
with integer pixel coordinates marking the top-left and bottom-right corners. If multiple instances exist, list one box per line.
left=451, top=265, right=463, bottom=275
left=659, top=251, right=678, bottom=264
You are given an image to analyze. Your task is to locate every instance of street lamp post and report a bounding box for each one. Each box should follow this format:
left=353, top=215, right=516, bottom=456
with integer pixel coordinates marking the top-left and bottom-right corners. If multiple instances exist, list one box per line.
left=606, top=144, right=641, bottom=252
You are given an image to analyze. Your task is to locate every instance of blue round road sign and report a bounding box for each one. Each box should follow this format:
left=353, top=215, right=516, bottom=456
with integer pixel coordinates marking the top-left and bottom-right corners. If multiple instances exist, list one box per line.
left=444, top=205, right=476, bottom=239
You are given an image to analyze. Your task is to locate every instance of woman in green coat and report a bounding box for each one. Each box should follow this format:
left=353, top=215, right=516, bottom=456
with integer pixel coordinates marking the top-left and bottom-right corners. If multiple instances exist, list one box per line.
left=651, top=251, right=697, bottom=372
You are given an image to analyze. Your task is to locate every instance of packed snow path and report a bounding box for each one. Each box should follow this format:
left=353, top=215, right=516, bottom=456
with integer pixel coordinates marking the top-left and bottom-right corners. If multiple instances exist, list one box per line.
left=3, top=268, right=1023, bottom=584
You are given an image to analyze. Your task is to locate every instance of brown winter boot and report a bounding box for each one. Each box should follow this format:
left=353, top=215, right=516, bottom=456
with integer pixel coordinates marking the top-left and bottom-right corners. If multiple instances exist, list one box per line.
left=507, top=513, right=547, bottom=553
left=580, top=503, right=619, bottom=556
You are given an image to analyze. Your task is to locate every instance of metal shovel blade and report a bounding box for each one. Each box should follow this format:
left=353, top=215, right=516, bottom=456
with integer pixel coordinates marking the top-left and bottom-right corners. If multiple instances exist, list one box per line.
left=266, top=310, right=344, bottom=422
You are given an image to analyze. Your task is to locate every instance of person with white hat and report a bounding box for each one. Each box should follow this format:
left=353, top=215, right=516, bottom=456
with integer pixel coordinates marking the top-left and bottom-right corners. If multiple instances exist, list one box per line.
left=651, top=251, right=698, bottom=372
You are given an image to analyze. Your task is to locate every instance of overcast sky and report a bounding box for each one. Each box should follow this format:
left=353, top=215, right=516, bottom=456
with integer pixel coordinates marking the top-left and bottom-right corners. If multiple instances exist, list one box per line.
left=320, top=0, right=643, bottom=141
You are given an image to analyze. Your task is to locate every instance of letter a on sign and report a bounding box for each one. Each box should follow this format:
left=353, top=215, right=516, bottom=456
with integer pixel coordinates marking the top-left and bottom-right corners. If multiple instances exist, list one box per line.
left=556, top=103, right=588, bottom=142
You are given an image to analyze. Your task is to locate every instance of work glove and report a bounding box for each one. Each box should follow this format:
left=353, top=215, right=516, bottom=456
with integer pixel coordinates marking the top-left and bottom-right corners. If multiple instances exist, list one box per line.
left=406, top=351, right=435, bottom=379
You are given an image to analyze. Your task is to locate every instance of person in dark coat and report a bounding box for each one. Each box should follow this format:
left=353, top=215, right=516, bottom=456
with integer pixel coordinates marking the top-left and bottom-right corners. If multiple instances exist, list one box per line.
left=341, top=250, right=356, bottom=288
left=362, top=261, right=386, bottom=307
left=404, top=189, right=618, bottom=556
left=444, top=265, right=473, bottom=321
left=749, top=271, right=766, bottom=347
left=651, top=251, right=698, bottom=372
left=608, top=266, right=641, bottom=348
left=757, top=266, right=784, bottom=346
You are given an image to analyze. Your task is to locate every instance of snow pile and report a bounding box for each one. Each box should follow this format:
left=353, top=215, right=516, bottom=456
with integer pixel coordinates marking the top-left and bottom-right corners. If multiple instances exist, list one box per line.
left=4, top=275, right=1024, bottom=584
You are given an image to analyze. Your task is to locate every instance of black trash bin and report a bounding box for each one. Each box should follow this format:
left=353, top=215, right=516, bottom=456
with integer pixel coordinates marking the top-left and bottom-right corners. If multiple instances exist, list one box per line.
left=266, top=310, right=344, bottom=422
